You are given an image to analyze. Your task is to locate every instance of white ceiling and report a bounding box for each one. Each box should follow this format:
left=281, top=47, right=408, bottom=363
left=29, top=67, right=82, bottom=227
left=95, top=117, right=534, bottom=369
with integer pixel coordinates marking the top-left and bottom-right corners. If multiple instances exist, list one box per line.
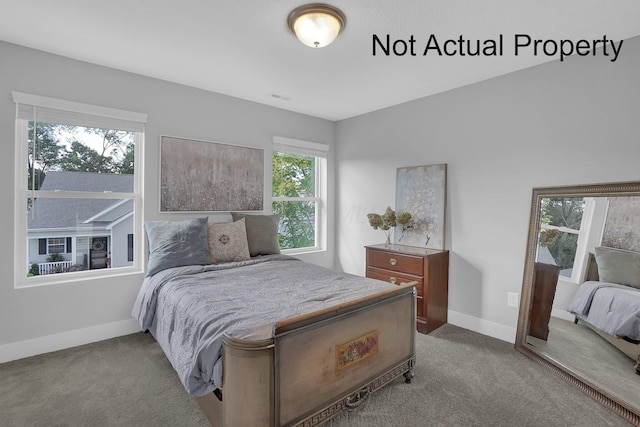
left=1, top=1, right=640, bottom=121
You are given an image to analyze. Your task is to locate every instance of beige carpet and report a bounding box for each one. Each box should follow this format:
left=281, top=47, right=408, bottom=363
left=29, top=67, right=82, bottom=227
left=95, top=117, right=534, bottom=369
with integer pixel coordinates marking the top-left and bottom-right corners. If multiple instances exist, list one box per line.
left=0, top=324, right=632, bottom=426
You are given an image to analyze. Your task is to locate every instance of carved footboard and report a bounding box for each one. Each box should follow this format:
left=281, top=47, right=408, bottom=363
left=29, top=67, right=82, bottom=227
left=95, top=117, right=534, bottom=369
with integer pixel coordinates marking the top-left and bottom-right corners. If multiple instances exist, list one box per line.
left=197, top=282, right=416, bottom=427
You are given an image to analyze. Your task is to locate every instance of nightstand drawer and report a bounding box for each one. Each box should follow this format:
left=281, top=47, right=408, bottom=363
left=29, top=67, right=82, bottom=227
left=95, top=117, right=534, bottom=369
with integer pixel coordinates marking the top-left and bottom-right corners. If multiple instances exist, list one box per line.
left=366, top=267, right=424, bottom=295
left=367, top=249, right=423, bottom=276
left=365, top=244, right=449, bottom=335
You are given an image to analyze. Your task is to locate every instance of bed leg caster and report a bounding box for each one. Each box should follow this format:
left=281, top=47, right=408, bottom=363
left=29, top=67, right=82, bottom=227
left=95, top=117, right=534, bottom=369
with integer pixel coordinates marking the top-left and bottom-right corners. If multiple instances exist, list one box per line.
left=404, top=369, right=414, bottom=384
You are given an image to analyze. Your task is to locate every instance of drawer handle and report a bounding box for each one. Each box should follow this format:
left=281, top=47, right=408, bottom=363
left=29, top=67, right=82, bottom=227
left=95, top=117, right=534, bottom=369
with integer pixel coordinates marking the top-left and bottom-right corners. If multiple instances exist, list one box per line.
left=389, top=277, right=397, bottom=284
left=389, top=258, right=397, bottom=266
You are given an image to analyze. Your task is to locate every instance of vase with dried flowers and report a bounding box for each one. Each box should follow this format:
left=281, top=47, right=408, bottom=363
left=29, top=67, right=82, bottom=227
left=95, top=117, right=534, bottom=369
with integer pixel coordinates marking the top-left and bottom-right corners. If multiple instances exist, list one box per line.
left=367, top=207, right=412, bottom=247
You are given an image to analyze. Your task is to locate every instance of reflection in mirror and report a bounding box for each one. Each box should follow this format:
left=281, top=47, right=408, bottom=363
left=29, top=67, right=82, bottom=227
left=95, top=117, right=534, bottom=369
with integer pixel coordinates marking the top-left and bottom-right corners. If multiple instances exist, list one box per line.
left=536, top=197, right=584, bottom=280
left=515, top=182, right=640, bottom=426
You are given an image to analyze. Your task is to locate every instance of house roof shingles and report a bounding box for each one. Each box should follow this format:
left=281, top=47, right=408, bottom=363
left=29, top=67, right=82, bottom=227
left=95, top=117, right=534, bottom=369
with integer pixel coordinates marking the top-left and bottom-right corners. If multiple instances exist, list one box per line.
left=28, top=171, right=133, bottom=230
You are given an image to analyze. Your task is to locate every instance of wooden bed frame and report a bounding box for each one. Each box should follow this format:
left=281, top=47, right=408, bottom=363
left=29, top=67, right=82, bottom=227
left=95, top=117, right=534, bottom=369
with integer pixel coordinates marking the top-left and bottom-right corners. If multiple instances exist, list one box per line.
left=577, top=253, right=640, bottom=374
left=195, top=282, right=417, bottom=426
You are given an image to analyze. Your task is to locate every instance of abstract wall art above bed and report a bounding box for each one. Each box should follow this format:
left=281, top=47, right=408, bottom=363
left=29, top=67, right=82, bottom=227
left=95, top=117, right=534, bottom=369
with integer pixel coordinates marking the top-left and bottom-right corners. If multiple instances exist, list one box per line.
left=160, top=136, right=264, bottom=212
left=601, top=196, right=640, bottom=252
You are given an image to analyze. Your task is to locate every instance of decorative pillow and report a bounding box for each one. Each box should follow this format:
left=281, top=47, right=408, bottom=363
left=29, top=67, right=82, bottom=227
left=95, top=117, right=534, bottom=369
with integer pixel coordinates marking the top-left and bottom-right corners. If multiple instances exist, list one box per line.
left=207, top=218, right=251, bottom=263
left=144, top=217, right=210, bottom=277
left=230, top=213, right=281, bottom=257
left=595, top=246, right=640, bottom=289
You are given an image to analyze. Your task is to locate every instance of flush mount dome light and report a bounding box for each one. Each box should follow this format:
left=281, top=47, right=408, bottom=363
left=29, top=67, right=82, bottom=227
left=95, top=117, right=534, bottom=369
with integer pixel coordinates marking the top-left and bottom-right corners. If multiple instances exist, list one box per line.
left=287, top=3, right=346, bottom=48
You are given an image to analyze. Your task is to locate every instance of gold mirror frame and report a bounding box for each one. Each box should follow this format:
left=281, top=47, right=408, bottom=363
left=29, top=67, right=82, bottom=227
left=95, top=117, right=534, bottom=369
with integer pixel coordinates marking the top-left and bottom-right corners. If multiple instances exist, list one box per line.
left=515, top=180, right=640, bottom=425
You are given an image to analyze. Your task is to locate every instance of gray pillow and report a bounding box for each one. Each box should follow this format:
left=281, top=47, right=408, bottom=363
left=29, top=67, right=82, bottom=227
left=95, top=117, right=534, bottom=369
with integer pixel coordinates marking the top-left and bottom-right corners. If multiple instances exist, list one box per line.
left=230, top=213, right=280, bottom=256
left=594, top=246, right=640, bottom=289
left=144, top=217, right=210, bottom=276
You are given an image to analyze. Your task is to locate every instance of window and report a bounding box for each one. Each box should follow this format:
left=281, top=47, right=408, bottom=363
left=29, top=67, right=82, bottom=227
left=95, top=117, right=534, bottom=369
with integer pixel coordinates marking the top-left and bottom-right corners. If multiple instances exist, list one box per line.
left=272, top=137, right=328, bottom=252
left=536, top=196, right=593, bottom=282
left=13, top=92, right=146, bottom=286
left=47, top=238, right=67, bottom=254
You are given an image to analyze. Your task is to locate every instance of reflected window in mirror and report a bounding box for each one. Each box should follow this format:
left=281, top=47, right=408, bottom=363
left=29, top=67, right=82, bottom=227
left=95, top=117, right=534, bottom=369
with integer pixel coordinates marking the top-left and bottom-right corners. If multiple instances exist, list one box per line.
left=536, top=197, right=592, bottom=284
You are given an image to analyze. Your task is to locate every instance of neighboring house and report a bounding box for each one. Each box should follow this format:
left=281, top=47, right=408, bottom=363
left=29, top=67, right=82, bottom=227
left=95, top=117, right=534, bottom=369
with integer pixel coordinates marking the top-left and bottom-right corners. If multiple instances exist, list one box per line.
left=27, top=171, right=134, bottom=274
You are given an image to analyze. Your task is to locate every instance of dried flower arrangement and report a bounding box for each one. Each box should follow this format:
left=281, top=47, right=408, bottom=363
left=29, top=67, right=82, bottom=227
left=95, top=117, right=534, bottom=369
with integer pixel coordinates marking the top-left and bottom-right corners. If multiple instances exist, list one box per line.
left=367, top=207, right=412, bottom=246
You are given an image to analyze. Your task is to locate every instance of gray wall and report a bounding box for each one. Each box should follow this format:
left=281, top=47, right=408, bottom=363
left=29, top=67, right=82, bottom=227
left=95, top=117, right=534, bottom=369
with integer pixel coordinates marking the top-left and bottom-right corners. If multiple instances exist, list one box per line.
left=0, top=41, right=335, bottom=353
left=335, top=36, right=640, bottom=340
left=2, top=34, right=639, bottom=355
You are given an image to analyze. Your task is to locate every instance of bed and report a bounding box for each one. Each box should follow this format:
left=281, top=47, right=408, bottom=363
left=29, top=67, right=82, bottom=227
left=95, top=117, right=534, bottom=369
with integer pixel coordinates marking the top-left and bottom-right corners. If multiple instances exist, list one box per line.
left=132, top=216, right=417, bottom=426
left=567, top=246, right=640, bottom=375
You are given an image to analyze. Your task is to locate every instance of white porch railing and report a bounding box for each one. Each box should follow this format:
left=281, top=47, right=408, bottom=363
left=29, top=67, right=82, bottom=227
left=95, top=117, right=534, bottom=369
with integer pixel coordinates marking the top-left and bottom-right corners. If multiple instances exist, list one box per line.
left=38, top=261, right=74, bottom=275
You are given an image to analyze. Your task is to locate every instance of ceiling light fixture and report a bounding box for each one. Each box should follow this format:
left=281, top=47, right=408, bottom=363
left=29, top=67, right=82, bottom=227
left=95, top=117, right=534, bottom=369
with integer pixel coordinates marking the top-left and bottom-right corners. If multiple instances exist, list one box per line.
left=287, top=3, right=346, bottom=48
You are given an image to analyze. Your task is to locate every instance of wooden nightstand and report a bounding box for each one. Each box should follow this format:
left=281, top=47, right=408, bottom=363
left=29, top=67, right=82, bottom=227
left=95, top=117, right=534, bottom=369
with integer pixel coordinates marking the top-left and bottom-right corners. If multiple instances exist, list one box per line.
left=365, top=244, right=449, bottom=334
left=529, top=262, right=560, bottom=341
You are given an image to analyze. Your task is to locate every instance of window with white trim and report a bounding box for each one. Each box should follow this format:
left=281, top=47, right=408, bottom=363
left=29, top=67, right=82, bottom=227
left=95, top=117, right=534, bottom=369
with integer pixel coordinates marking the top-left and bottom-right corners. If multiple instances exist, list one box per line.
left=272, top=137, right=328, bottom=252
left=536, top=196, right=590, bottom=282
left=47, top=238, right=67, bottom=254
left=13, top=92, right=146, bottom=286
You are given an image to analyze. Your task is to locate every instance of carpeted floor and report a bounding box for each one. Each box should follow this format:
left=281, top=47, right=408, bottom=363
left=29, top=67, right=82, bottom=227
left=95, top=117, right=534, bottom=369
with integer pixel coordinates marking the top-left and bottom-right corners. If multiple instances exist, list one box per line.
left=528, top=316, right=640, bottom=408
left=0, top=324, right=632, bottom=426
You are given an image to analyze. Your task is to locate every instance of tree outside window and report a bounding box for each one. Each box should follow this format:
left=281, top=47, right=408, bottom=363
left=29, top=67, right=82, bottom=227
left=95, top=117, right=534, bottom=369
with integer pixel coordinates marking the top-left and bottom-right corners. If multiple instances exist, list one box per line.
left=538, top=197, right=585, bottom=277
left=272, top=151, right=318, bottom=250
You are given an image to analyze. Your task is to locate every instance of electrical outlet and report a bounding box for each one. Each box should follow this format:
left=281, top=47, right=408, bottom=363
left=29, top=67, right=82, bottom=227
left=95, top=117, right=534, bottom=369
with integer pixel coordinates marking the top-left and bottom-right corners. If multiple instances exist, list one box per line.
left=507, top=292, right=519, bottom=308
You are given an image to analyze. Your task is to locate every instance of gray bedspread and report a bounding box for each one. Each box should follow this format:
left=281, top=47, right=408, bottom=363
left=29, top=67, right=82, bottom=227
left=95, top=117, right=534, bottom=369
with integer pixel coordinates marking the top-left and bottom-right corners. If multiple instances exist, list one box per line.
left=132, top=255, right=396, bottom=397
left=567, top=280, right=640, bottom=341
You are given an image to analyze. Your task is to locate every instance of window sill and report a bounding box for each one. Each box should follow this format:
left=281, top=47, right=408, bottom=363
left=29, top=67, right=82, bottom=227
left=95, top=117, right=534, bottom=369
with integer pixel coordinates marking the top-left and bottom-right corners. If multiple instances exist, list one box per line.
left=281, top=246, right=326, bottom=256
left=15, top=266, right=144, bottom=289
left=557, top=276, right=580, bottom=286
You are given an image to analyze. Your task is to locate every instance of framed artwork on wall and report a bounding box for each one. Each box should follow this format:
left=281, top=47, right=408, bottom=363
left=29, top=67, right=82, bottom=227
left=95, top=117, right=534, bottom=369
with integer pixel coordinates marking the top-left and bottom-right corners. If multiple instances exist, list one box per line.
left=394, top=163, right=447, bottom=249
left=601, top=196, right=640, bottom=252
left=160, top=136, right=264, bottom=212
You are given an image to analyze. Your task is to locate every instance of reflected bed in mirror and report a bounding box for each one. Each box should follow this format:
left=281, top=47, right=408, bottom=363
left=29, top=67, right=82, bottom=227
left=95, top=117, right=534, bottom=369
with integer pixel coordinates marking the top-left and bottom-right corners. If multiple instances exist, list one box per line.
left=515, top=181, right=640, bottom=425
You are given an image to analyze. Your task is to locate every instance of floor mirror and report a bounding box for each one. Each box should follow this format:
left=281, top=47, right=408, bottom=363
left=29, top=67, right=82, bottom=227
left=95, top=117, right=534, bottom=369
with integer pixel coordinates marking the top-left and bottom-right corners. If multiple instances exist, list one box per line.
left=515, top=181, right=640, bottom=425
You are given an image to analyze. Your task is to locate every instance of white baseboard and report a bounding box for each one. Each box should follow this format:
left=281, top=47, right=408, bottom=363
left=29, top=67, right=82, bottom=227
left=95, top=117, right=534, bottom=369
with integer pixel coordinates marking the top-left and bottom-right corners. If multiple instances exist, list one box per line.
left=447, top=310, right=517, bottom=343
left=0, top=318, right=142, bottom=363
left=1, top=312, right=515, bottom=364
